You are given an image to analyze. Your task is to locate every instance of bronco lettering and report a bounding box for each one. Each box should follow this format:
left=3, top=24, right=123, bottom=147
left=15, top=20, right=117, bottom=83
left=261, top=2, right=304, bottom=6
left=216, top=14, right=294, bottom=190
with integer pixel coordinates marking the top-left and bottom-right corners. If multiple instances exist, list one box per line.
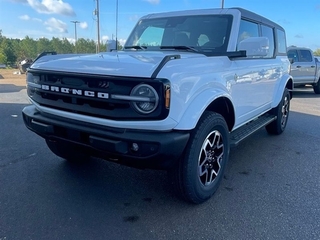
left=41, top=84, right=109, bottom=99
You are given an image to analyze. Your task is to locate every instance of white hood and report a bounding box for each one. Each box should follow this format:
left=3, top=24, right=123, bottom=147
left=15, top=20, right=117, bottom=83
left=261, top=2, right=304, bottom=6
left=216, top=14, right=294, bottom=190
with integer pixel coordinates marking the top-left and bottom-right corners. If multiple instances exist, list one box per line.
left=30, top=51, right=204, bottom=78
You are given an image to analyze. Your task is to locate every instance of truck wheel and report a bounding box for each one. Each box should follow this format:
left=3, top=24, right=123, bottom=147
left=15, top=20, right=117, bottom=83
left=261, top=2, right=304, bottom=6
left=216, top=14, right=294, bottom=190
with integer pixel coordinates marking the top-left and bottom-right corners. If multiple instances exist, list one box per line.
left=313, top=81, right=320, bottom=94
left=266, top=88, right=290, bottom=135
left=169, top=112, right=230, bottom=204
left=46, top=139, right=90, bottom=162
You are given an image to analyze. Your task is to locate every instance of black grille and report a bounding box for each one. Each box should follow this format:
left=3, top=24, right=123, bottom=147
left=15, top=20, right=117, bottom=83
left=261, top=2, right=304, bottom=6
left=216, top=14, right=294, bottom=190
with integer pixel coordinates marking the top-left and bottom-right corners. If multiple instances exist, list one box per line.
left=27, top=70, right=169, bottom=120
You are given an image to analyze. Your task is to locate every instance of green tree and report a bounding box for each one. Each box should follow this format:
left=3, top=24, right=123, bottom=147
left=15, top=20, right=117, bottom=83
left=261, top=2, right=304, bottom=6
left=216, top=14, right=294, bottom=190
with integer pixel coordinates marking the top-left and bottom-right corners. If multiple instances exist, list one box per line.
left=20, top=36, right=37, bottom=59
left=76, top=38, right=96, bottom=53
left=314, top=49, right=320, bottom=56
left=0, top=37, right=17, bottom=65
left=37, top=37, right=52, bottom=54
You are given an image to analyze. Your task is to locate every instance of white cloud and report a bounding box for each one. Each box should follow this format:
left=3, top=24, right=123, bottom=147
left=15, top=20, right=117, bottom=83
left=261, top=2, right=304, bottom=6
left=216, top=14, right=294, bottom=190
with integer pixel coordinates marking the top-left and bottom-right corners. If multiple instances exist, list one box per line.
left=129, top=15, right=140, bottom=22
left=102, top=35, right=110, bottom=41
left=44, top=17, right=68, bottom=33
left=19, top=15, right=31, bottom=20
left=19, top=14, right=43, bottom=22
left=143, top=0, right=160, bottom=4
left=33, top=18, right=42, bottom=22
left=118, top=38, right=126, bottom=46
left=15, top=0, right=75, bottom=16
left=79, top=22, right=88, bottom=29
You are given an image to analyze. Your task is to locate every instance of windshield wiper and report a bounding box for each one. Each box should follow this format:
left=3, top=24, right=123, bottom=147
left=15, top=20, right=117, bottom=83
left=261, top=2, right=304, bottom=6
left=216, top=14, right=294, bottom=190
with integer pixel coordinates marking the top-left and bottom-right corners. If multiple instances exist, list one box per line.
left=160, top=46, right=200, bottom=53
left=124, top=46, right=147, bottom=50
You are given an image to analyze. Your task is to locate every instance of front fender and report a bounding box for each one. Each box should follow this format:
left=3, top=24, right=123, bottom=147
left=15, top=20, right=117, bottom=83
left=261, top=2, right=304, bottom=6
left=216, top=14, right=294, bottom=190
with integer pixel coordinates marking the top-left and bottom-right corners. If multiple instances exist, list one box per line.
left=271, top=73, right=293, bottom=108
left=173, top=89, right=233, bottom=130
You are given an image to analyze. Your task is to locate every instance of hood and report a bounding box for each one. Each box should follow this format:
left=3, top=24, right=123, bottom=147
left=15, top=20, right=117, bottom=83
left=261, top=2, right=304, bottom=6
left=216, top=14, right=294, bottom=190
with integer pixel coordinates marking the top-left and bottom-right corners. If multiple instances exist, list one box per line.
left=30, top=51, right=205, bottom=78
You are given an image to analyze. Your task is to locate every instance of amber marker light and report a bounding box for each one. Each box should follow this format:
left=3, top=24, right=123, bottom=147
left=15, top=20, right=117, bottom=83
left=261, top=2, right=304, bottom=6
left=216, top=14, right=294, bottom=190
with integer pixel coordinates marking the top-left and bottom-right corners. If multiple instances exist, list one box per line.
left=165, top=87, right=170, bottom=109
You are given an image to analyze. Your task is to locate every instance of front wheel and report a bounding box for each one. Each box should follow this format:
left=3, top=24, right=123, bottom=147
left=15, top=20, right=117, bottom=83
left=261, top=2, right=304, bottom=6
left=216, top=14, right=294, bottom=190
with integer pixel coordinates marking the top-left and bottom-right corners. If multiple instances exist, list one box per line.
left=169, top=112, right=230, bottom=204
left=46, top=139, right=90, bottom=163
left=266, top=88, right=290, bottom=135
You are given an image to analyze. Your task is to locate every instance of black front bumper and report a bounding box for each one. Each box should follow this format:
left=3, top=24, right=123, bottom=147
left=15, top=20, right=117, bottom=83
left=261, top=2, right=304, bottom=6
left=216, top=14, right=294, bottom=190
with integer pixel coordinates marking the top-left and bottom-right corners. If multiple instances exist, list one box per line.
left=22, top=105, right=190, bottom=169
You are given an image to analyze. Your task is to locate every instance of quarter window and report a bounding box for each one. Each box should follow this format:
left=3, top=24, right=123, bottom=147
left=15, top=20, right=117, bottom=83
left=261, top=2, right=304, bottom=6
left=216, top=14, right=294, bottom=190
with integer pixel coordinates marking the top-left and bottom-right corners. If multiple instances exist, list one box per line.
left=276, top=29, right=287, bottom=54
left=261, top=25, right=275, bottom=58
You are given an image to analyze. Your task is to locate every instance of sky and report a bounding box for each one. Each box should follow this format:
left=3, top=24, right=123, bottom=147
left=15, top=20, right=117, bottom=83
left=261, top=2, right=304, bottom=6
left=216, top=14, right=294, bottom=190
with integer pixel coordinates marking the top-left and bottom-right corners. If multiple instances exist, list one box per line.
left=0, top=0, right=320, bottom=50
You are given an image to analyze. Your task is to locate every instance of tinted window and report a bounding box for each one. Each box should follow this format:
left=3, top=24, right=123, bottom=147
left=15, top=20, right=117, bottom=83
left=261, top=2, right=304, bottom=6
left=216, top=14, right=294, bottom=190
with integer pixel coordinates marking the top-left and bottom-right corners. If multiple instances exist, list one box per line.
left=299, top=50, right=312, bottom=62
left=276, top=29, right=287, bottom=54
left=237, top=20, right=259, bottom=44
left=125, top=15, right=233, bottom=53
left=287, top=49, right=299, bottom=62
left=137, top=26, right=164, bottom=46
left=261, top=25, right=275, bottom=58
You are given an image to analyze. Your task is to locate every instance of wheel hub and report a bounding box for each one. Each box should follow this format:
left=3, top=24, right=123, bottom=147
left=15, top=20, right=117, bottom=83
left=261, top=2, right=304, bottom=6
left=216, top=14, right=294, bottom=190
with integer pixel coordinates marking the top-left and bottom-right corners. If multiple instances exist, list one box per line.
left=198, top=130, right=224, bottom=186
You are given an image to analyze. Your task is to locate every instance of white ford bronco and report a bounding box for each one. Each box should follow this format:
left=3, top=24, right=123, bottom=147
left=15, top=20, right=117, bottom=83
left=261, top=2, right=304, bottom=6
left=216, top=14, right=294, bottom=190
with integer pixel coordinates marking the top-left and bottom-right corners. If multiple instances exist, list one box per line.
left=23, top=8, right=293, bottom=204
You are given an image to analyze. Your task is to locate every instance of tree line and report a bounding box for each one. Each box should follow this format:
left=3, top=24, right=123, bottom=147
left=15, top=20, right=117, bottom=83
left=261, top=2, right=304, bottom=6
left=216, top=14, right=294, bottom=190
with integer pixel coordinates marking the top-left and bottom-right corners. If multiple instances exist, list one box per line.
left=0, top=30, right=122, bottom=67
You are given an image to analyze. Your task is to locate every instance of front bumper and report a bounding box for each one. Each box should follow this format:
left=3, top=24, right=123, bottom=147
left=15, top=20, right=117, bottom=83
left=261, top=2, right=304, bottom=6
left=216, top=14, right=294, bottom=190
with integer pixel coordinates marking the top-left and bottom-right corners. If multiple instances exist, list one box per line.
left=22, top=105, right=190, bottom=169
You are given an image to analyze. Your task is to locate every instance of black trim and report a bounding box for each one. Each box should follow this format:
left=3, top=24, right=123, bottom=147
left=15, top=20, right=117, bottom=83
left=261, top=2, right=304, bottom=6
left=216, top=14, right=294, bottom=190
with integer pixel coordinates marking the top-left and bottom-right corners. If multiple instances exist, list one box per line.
left=22, top=105, right=190, bottom=169
left=151, top=55, right=181, bottom=78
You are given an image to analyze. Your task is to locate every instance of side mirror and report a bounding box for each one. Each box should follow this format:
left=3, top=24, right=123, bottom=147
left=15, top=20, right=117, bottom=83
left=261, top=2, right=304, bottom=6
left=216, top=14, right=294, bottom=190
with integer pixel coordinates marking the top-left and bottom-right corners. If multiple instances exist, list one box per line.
left=315, top=58, right=319, bottom=63
left=238, top=37, right=269, bottom=57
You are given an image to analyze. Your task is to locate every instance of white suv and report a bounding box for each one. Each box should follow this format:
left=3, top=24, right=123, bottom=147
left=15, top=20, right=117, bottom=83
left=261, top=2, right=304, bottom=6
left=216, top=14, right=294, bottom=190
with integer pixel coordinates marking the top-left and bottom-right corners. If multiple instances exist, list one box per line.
left=23, top=8, right=293, bottom=203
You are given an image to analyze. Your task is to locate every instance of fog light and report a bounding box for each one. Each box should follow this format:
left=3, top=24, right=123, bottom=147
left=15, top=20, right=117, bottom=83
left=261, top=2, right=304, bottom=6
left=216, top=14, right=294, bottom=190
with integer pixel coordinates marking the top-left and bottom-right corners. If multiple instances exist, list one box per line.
left=131, top=143, right=139, bottom=152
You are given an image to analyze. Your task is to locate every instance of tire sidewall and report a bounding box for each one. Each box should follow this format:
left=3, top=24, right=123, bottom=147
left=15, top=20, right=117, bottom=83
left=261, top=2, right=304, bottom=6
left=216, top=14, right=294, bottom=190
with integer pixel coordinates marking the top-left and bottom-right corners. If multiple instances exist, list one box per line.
left=277, top=89, right=290, bottom=132
left=184, top=113, right=230, bottom=202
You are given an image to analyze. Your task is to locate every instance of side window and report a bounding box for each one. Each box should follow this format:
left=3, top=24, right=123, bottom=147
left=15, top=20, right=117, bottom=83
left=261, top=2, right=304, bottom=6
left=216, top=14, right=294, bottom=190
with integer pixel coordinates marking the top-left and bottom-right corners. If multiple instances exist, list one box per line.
left=299, top=50, right=312, bottom=62
left=237, top=19, right=259, bottom=44
left=261, top=25, right=275, bottom=58
left=276, top=29, right=287, bottom=54
left=287, top=49, right=299, bottom=62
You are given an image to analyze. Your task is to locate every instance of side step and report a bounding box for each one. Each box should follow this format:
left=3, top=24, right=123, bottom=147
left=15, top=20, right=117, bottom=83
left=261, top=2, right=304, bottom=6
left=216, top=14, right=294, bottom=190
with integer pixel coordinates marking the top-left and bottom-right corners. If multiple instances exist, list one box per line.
left=230, top=113, right=276, bottom=147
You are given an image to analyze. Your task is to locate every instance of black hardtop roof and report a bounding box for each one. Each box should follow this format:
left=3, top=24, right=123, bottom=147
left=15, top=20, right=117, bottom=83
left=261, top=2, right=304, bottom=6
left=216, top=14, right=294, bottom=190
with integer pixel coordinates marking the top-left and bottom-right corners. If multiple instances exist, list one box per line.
left=231, top=7, right=284, bottom=31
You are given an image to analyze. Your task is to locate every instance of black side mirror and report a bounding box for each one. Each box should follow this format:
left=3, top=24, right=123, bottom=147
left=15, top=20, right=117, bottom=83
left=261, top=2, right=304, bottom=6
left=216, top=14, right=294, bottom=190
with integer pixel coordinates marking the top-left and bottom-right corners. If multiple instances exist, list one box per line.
left=288, top=58, right=294, bottom=64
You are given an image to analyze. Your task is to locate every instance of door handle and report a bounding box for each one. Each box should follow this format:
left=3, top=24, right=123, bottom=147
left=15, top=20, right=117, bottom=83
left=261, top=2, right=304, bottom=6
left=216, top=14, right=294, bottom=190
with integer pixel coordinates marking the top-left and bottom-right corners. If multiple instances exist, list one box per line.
left=311, top=65, right=315, bottom=68
left=296, top=66, right=301, bottom=68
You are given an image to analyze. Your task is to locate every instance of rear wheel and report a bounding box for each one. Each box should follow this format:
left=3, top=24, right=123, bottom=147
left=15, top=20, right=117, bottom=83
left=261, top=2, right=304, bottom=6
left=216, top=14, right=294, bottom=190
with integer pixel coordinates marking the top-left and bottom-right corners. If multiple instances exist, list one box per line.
left=313, top=80, right=320, bottom=94
left=46, top=139, right=90, bottom=162
left=266, top=88, right=290, bottom=135
left=169, top=112, right=230, bottom=204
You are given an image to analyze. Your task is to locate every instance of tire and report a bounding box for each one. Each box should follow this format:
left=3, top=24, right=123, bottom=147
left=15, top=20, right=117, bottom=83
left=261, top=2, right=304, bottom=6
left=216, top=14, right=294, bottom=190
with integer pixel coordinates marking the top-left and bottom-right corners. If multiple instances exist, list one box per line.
left=266, top=88, right=290, bottom=135
left=46, top=139, right=90, bottom=162
left=169, top=112, right=230, bottom=204
left=313, top=80, right=320, bottom=94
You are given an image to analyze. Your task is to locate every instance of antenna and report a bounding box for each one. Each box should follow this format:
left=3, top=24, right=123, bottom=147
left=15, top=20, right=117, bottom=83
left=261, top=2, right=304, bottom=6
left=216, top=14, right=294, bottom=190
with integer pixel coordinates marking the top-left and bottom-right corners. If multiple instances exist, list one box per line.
left=221, top=0, right=224, bottom=8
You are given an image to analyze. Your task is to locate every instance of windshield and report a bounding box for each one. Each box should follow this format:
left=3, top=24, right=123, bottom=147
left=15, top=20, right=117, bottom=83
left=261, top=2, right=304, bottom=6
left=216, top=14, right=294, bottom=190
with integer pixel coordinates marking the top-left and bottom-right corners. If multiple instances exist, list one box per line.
left=125, top=14, right=233, bottom=53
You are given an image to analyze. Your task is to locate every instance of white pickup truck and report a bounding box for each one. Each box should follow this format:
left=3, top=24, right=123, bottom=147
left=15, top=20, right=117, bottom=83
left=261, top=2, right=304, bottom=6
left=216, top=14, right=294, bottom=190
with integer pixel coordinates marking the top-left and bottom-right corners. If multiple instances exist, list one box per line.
left=23, top=7, right=293, bottom=203
left=287, top=46, right=320, bottom=93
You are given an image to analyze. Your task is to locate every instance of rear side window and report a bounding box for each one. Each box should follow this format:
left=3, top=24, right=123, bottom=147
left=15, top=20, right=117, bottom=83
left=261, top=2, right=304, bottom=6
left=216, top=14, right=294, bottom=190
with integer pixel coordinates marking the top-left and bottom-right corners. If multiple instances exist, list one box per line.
left=299, top=50, right=312, bottom=62
left=261, top=25, right=275, bottom=58
left=276, top=29, right=287, bottom=54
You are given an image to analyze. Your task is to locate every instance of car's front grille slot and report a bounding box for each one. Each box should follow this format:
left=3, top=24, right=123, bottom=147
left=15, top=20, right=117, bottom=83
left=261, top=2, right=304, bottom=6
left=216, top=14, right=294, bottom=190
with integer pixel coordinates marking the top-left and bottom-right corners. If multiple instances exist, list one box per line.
left=27, top=71, right=169, bottom=120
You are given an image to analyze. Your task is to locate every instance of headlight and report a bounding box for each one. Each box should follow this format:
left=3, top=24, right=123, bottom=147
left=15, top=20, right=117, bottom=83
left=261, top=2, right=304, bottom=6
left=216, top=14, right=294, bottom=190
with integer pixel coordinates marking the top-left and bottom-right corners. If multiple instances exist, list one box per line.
left=130, top=84, right=159, bottom=114
left=26, top=72, right=40, bottom=84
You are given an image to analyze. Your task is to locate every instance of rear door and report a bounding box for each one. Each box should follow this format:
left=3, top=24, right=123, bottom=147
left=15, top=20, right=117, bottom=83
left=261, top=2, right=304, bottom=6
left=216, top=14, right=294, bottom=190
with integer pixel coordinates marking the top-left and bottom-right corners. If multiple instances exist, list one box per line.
left=289, top=49, right=316, bottom=84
